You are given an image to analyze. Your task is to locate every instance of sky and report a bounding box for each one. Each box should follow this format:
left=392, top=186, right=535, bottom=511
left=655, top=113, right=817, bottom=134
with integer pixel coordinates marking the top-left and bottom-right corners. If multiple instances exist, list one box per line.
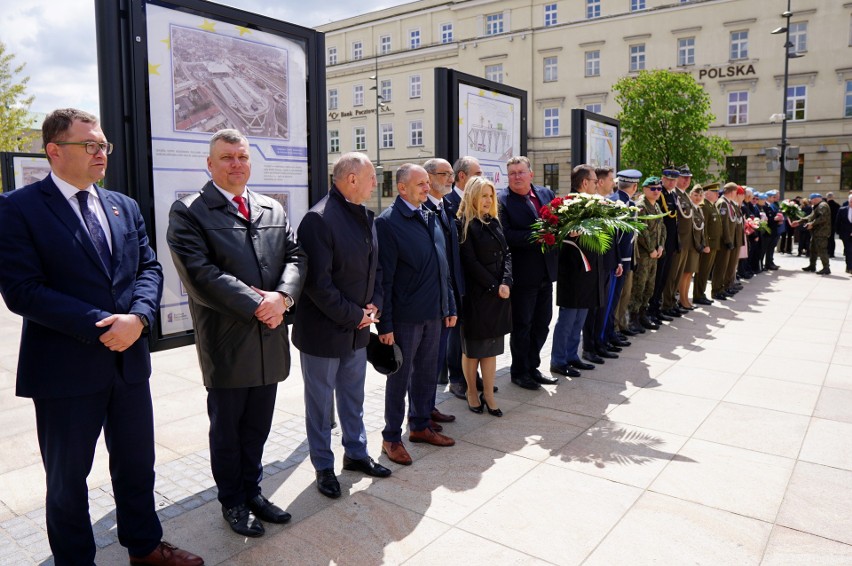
left=1, top=0, right=406, bottom=117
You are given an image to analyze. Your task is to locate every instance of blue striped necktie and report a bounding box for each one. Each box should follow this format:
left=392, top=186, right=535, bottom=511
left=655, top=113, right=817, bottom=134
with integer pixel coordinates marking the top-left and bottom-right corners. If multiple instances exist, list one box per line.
left=75, top=191, right=111, bottom=271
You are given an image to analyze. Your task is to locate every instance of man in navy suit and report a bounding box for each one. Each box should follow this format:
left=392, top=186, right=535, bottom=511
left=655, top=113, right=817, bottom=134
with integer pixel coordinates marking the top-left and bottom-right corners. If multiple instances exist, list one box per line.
left=497, top=156, right=558, bottom=390
left=0, top=109, right=202, bottom=566
left=376, top=164, right=457, bottom=466
left=443, top=156, right=482, bottom=220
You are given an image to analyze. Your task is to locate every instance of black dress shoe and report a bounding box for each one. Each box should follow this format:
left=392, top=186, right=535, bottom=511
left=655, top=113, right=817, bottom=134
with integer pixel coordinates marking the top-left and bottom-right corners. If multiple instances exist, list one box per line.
left=448, top=382, right=467, bottom=400
left=605, top=344, right=622, bottom=353
left=222, top=503, right=264, bottom=537
left=621, top=327, right=637, bottom=337
left=530, top=370, right=559, bottom=385
left=817, top=268, right=831, bottom=275
left=655, top=311, right=674, bottom=322
left=610, top=338, right=631, bottom=347
left=662, top=308, right=682, bottom=318
left=628, top=321, right=645, bottom=334
left=476, top=376, right=498, bottom=393
left=582, top=351, right=605, bottom=364
left=596, top=349, right=619, bottom=359
left=569, top=359, right=595, bottom=370
left=694, top=297, right=713, bottom=306
left=316, top=469, right=341, bottom=499
left=342, top=455, right=392, bottom=478
left=639, top=315, right=659, bottom=330
left=247, top=494, right=291, bottom=524
left=511, top=374, right=541, bottom=390
left=802, top=266, right=816, bottom=272
left=712, top=293, right=728, bottom=301
left=767, top=264, right=780, bottom=270
left=550, top=364, right=581, bottom=378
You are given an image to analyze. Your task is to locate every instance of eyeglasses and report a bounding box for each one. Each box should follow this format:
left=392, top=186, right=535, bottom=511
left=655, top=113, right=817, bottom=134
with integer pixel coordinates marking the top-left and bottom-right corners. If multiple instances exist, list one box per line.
left=54, top=141, right=114, bottom=155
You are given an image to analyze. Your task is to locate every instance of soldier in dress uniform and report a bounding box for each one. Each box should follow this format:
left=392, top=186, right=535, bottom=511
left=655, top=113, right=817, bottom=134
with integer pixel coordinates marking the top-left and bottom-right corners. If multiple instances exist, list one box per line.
left=628, top=177, right=666, bottom=332
left=648, top=168, right=680, bottom=324
left=661, top=165, right=695, bottom=317
left=611, top=169, right=642, bottom=338
left=693, top=182, right=721, bottom=306
left=711, top=183, right=740, bottom=301
left=678, top=184, right=708, bottom=310
left=798, top=193, right=832, bottom=275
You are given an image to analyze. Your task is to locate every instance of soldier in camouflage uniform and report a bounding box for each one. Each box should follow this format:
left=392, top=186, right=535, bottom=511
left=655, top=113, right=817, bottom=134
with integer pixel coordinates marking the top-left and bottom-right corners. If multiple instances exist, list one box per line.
left=693, top=182, right=721, bottom=305
left=628, top=177, right=666, bottom=331
left=799, top=193, right=832, bottom=275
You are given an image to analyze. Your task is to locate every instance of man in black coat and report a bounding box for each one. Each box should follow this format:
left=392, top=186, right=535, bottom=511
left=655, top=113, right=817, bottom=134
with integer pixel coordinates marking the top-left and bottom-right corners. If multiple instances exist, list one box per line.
left=836, top=193, right=852, bottom=274
left=168, top=129, right=306, bottom=538
left=498, top=156, right=558, bottom=390
left=293, top=152, right=391, bottom=500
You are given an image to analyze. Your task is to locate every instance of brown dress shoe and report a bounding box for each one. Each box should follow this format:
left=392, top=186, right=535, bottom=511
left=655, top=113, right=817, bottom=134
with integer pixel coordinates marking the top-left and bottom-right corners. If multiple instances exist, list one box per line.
left=382, top=440, right=412, bottom=465
left=129, top=541, right=204, bottom=566
left=409, top=428, right=455, bottom=446
left=430, top=408, right=456, bottom=423
left=428, top=419, right=443, bottom=432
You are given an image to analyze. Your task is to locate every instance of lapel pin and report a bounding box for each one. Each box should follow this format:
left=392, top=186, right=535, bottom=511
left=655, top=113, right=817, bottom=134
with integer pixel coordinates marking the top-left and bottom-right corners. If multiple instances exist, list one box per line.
left=112, top=206, right=120, bottom=216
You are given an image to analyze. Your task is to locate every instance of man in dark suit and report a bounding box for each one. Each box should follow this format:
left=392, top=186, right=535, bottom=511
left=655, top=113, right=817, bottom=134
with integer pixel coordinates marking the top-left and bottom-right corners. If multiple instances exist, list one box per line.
left=826, top=192, right=841, bottom=258
left=167, top=129, right=306, bottom=538
left=836, top=193, right=852, bottom=274
left=376, top=164, right=457, bottom=466
left=0, top=108, right=202, bottom=566
left=498, top=156, right=558, bottom=390
left=294, top=152, right=391, bottom=499
left=443, top=156, right=482, bottom=220
left=423, top=158, right=465, bottom=416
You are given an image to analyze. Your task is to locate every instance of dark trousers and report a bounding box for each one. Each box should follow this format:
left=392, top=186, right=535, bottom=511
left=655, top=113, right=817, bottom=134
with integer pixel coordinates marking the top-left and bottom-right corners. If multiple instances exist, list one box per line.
left=798, top=228, right=811, bottom=255
left=582, top=305, right=604, bottom=353
left=446, top=324, right=464, bottom=385
left=34, top=378, right=162, bottom=564
left=843, top=235, right=852, bottom=270
left=383, top=318, right=441, bottom=442
left=207, top=383, right=277, bottom=509
left=765, top=234, right=779, bottom=266
left=828, top=233, right=836, bottom=257
left=650, top=247, right=674, bottom=312
left=508, top=281, right=553, bottom=377
left=779, top=231, right=793, bottom=254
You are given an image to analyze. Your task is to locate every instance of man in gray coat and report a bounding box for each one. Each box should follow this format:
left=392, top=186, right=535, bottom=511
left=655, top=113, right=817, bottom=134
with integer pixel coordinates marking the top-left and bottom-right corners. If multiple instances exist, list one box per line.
left=167, top=129, right=306, bottom=539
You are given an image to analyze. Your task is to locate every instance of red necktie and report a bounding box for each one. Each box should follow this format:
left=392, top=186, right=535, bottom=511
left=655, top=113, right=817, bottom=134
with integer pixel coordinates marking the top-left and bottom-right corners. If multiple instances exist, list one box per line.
left=233, top=195, right=250, bottom=220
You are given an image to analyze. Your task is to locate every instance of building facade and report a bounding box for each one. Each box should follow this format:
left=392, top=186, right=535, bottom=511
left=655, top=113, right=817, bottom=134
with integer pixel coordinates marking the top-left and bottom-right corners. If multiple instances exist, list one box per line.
left=318, top=0, right=852, bottom=207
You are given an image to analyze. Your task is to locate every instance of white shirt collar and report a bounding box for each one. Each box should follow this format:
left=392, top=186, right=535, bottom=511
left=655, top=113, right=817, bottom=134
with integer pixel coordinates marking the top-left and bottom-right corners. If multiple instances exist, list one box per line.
left=212, top=181, right=247, bottom=204
left=453, top=186, right=464, bottom=199
left=51, top=172, right=98, bottom=202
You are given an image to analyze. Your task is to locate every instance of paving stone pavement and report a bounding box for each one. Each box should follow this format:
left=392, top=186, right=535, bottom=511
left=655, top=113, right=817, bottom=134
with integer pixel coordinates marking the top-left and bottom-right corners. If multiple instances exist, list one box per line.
left=1, top=253, right=851, bottom=565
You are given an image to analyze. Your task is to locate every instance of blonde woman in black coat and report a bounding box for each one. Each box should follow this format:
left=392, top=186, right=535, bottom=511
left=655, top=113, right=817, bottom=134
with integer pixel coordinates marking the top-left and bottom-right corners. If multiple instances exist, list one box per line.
left=457, top=177, right=513, bottom=416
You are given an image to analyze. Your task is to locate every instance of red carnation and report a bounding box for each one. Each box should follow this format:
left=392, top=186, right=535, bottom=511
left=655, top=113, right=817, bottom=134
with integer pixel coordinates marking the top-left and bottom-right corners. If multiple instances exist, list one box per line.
left=542, top=233, right=556, bottom=245
left=548, top=215, right=559, bottom=225
left=539, top=205, right=552, bottom=218
left=551, top=197, right=564, bottom=207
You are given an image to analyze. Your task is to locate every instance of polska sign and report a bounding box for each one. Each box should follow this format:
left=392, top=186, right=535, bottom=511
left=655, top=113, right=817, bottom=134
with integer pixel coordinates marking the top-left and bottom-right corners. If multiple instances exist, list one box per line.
left=697, top=64, right=756, bottom=80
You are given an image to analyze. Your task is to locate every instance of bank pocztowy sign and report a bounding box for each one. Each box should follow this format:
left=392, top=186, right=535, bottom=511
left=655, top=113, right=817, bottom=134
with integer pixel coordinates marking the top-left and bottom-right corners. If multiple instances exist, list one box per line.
left=697, top=64, right=756, bottom=80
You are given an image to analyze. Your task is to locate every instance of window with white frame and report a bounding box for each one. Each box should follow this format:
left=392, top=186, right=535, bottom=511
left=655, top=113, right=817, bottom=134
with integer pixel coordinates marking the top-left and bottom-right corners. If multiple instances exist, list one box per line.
left=544, top=3, right=557, bottom=27
left=327, top=47, right=337, bottom=65
left=409, top=75, right=422, bottom=98
left=409, top=29, right=421, bottom=49
left=585, top=103, right=602, bottom=113
left=678, top=37, right=695, bottom=66
left=587, top=0, right=600, bottom=19
left=544, top=56, right=558, bottom=82
left=631, top=0, right=645, bottom=10
left=441, top=23, right=453, bottom=43
left=380, top=79, right=392, bottom=102
left=544, top=107, right=559, bottom=137
left=727, top=91, right=748, bottom=125
left=630, top=44, right=646, bottom=72
left=786, top=85, right=806, bottom=121
left=585, top=50, right=600, bottom=77
left=352, top=41, right=363, bottom=60
left=380, top=35, right=391, bottom=54
left=485, top=64, right=504, bottom=83
left=354, top=126, right=366, bottom=151
left=730, top=30, right=748, bottom=60
left=485, top=13, right=504, bottom=35
left=789, top=22, right=807, bottom=54
left=846, top=80, right=852, bottom=118
left=381, top=123, right=394, bottom=149
left=409, top=120, right=424, bottom=146
left=353, top=84, right=364, bottom=107
left=328, top=88, right=338, bottom=110
left=329, top=130, right=340, bottom=153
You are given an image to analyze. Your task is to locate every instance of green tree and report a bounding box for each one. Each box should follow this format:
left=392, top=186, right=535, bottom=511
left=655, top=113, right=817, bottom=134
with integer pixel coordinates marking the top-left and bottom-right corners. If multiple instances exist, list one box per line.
left=613, top=69, right=732, bottom=182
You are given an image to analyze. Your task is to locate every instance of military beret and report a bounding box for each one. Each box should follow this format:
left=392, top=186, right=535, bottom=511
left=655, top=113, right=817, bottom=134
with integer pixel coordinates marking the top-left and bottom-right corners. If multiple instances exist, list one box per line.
left=809, top=192, right=822, bottom=199
left=642, top=176, right=662, bottom=187
left=766, top=190, right=778, bottom=196
left=723, top=182, right=739, bottom=193
left=616, top=169, right=642, bottom=183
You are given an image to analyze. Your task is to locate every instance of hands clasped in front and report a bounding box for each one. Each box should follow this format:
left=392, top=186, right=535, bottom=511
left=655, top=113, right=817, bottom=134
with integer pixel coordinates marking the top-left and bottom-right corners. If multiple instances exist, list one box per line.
left=252, top=286, right=287, bottom=329
left=96, top=314, right=144, bottom=352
